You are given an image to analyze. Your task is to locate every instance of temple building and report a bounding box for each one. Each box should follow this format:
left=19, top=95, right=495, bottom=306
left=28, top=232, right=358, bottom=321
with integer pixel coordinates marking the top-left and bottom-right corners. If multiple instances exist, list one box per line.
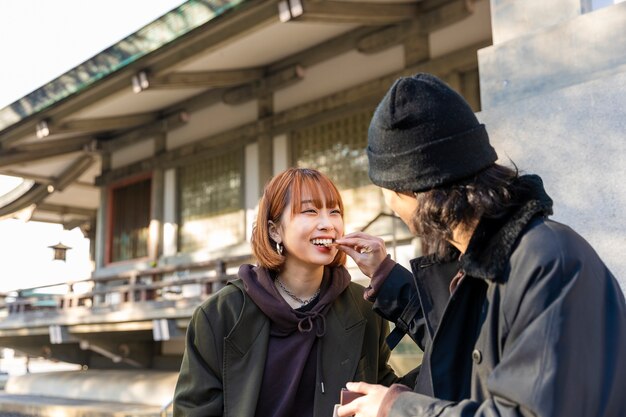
left=0, top=0, right=624, bottom=414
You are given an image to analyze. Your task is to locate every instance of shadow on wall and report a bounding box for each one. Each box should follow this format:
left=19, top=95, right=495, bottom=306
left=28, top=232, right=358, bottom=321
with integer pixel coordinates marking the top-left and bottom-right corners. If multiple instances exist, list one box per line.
left=478, top=71, right=626, bottom=290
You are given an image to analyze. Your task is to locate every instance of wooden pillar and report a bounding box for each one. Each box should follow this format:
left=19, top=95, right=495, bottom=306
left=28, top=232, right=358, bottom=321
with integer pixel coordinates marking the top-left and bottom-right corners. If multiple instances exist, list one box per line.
left=404, top=28, right=430, bottom=67
left=257, top=90, right=274, bottom=194
left=148, top=133, right=166, bottom=264
left=95, top=152, right=110, bottom=269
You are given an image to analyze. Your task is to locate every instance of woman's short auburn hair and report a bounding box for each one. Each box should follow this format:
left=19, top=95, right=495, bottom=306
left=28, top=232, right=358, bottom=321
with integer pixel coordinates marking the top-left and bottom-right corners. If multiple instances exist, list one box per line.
left=252, top=167, right=346, bottom=271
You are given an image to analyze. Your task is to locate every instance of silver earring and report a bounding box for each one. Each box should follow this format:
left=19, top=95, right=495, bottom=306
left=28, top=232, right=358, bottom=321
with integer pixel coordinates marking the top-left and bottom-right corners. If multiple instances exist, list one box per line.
left=276, top=242, right=283, bottom=255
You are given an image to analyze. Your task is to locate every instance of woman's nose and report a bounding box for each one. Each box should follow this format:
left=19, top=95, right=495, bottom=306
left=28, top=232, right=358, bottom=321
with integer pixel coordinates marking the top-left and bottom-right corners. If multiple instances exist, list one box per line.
left=317, top=213, right=334, bottom=230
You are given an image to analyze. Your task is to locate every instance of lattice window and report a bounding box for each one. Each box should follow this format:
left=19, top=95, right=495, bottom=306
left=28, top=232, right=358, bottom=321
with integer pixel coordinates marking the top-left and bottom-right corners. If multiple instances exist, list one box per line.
left=110, top=177, right=151, bottom=263
left=178, top=151, right=244, bottom=253
left=292, top=111, right=372, bottom=190
left=291, top=110, right=386, bottom=231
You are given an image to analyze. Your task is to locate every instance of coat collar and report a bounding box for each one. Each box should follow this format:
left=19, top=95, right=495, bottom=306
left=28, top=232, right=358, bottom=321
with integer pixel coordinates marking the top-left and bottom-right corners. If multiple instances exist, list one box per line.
left=460, top=174, right=553, bottom=281
left=225, top=280, right=366, bottom=417
left=223, top=280, right=270, bottom=417
left=226, top=278, right=365, bottom=354
left=227, top=279, right=270, bottom=355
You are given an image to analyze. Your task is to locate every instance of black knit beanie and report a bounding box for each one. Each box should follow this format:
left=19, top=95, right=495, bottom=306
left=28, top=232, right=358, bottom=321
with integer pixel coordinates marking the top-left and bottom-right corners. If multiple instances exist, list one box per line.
left=367, top=73, right=497, bottom=193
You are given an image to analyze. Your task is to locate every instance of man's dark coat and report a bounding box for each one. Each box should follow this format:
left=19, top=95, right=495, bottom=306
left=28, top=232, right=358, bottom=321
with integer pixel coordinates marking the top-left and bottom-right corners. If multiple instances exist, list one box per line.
left=375, top=175, right=626, bottom=416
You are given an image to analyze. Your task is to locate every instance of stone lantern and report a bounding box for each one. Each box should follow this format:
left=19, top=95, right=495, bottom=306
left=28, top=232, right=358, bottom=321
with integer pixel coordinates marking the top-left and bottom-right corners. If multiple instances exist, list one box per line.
left=49, top=242, right=72, bottom=262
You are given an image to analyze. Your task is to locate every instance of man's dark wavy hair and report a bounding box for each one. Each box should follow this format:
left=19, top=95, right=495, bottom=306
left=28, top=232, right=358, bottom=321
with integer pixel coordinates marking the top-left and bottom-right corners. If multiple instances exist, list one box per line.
left=410, top=163, right=519, bottom=258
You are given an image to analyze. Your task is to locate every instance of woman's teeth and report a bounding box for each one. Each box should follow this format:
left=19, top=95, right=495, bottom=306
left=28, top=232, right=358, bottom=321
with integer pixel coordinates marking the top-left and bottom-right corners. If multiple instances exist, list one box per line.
left=311, top=238, right=333, bottom=247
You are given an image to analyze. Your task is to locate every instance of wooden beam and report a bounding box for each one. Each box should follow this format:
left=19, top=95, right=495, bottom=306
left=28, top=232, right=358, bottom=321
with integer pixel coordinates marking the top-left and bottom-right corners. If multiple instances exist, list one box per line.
left=133, top=68, right=264, bottom=92
left=416, top=0, right=476, bottom=33
left=56, top=113, right=157, bottom=135
left=403, top=23, right=430, bottom=66
left=0, top=137, right=93, bottom=168
left=101, top=111, right=189, bottom=152
left=54, top=155, right=95, bottom=192
left=222, top=65, right=305, bottom=105
left=36, top=203, right=97, bottom=218
left=357, top=24, right=408, bottom=54
left=272, top=41, right=485, bottom=132
left=0, top=183, right=47, bottom=219
left=0, top=170, right=95, bottom=189
left=278, top=0, right=418, bottom=24
left=0, top=0, right=280, bottom=147
left=145, top=27, right=383, bottom=154
left=63, top=218, right=93, bottom=231
left=96, top=120, right=262, bottom=186
left=164, top=88, right=226, bottom=122
left=34, top=113, right=158, bottom=139
left=0, top=154, right=93, bottom=220
left=5, top=4, right=469, bottom=153
left=11, top=135, right=95, bottom=153
left=269, top=25, right=374, bottom=71
left=96, top=43, right=486, bottom=186
left=418, top=0, right=459, bottom=12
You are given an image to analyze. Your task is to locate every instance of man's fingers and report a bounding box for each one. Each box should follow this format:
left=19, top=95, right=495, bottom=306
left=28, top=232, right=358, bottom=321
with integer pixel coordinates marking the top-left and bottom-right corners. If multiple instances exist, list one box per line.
left=337, top=402, right=357, bottom=417
left=335, top=238, right=380, bottom=253
left=336, top=244, right=359, bottom=259
left=337, top=243, right=359, bottom=258
left=335, top=237, right=367, bottom=247
left=346, top=381, right=371, bottom=394
left=337, top=382, right=369, bottom=417
left=342, top=231, right=373, bottom=240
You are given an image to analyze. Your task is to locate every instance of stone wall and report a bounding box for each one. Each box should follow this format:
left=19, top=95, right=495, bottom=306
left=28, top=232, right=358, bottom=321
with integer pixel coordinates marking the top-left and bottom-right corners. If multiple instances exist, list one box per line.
left=477, top=0, right=626, bottom=290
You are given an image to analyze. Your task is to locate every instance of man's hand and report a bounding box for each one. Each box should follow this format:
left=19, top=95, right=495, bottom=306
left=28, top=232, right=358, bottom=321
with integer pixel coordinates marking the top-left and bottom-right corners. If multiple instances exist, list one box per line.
left=335, top=232, right=387, bottom=278
left=337, top=382, right=389, bottom=417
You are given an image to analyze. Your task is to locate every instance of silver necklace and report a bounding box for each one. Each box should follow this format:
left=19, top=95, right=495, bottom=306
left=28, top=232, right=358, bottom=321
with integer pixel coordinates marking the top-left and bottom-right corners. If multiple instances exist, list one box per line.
left=276, top=279, right=320, bottom=306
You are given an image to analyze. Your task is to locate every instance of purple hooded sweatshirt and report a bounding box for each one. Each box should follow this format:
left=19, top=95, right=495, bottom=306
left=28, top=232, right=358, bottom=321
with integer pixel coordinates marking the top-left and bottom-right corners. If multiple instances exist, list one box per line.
left=238, top=264, right=351, bottom=417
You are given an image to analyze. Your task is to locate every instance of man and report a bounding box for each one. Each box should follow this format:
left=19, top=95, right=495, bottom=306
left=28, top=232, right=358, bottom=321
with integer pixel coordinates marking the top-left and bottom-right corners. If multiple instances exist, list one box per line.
left=335, top=73, right=626, bottom=417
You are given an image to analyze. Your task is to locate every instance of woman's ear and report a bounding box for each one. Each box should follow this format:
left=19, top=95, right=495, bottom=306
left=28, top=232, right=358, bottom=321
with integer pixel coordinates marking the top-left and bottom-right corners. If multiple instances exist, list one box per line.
left=268, top=220, right=282, bottom=243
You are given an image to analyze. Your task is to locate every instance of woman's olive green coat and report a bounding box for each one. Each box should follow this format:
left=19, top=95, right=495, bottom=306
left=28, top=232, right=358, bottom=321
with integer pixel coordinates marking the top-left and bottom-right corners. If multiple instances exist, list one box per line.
left=174, top=279, right=397, bottom=417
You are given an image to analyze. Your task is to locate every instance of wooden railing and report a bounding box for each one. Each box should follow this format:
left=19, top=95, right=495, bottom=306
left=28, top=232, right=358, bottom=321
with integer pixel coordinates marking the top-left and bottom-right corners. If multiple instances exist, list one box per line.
left=0, top=254, right=254, bottom=317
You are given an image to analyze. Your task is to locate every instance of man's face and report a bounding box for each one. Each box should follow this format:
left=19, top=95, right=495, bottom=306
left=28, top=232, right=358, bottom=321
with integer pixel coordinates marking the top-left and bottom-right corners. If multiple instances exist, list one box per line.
left=382, top=188, right=419, bottom=233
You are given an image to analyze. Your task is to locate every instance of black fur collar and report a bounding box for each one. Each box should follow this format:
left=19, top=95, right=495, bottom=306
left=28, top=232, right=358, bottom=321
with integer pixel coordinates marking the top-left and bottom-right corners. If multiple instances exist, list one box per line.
left=460, top=175, right=553, bottom=281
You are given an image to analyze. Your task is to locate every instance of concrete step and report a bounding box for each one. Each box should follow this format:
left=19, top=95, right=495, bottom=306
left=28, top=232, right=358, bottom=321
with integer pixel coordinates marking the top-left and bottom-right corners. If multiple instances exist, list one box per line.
left=0, top=393, right=164, bottom=417
left=5, top=370, right=177, bottom=405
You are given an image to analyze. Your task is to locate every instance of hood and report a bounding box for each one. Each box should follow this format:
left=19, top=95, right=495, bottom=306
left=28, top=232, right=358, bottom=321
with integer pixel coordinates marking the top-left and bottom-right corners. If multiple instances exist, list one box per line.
left=238, top=264, right=351, bottom=336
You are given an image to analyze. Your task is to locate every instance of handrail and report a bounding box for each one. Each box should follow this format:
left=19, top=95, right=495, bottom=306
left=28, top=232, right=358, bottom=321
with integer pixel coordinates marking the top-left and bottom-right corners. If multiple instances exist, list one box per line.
left=8, top=254, right=253, bottom=295
left=0, top=254, right=254, bottom=316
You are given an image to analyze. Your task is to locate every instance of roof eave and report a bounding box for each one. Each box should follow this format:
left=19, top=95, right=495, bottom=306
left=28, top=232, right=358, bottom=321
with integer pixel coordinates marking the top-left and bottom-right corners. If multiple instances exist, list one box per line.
left=0, top=0, right=247, bottom=135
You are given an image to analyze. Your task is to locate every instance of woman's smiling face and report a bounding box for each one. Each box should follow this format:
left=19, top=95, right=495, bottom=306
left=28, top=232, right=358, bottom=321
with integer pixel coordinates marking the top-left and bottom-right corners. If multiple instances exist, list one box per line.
left=254, top=167, right=347, bottom=270
left=271, top=187, right=344, bottom=270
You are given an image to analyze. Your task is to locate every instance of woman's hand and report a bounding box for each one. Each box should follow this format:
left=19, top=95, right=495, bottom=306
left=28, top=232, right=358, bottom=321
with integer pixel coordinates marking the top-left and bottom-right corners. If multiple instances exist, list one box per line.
left=335, top=232, right=387, bottom=278
left=337, top=382, right=388, bottom=417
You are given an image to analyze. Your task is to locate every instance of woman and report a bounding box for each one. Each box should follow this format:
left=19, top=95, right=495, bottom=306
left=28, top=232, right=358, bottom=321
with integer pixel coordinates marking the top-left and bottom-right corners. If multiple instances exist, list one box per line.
left=173, top=167, right=398, bottom=417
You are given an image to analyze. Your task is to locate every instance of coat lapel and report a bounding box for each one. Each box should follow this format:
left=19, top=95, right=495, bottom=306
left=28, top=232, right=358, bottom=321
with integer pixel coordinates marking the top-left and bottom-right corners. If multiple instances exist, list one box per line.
left=314, top=285, right=366, bottom=417
left=223, top=282, right=270, bottom=417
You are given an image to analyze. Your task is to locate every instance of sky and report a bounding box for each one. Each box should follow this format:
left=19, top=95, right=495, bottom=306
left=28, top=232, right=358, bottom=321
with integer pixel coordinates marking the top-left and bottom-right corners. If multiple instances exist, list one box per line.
left=0, top=0, right=187, bottom=292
